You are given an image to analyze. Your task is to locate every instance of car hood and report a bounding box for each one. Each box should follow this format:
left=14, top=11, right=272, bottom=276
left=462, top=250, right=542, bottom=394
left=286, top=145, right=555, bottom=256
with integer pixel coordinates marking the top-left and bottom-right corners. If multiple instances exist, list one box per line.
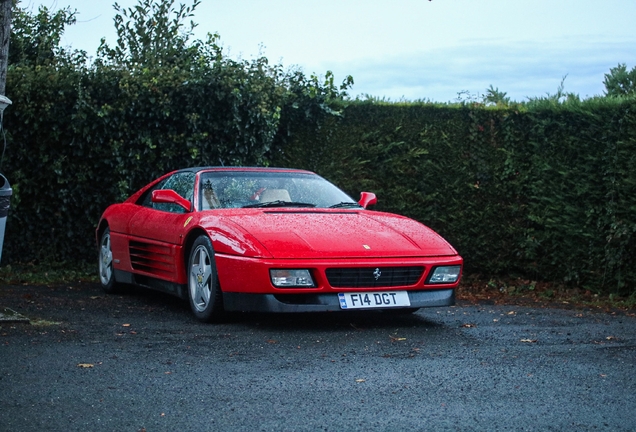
left=224, top=210, right=458, bottom=259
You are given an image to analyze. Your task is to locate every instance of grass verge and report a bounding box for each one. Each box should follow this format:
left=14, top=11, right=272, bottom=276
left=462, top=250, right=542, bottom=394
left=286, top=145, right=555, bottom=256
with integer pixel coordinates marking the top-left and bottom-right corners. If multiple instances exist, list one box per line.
left=0, top=261, right=98, bottom=285
left=459, top=274, right=636, bottom=312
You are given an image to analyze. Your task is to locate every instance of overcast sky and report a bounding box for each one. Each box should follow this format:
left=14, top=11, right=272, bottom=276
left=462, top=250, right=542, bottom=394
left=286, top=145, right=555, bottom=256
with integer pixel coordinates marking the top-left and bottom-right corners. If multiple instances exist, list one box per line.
left=24, top=0, right=636, bottom=102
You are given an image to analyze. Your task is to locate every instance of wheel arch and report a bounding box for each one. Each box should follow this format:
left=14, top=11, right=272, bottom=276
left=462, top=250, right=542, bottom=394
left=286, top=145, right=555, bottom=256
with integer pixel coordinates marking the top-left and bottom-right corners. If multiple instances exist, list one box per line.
left=96, top=219, right=110, bottom=247
left=184, top=227, right=225, bottom=295
left=183, top=228, right=213, bottom=280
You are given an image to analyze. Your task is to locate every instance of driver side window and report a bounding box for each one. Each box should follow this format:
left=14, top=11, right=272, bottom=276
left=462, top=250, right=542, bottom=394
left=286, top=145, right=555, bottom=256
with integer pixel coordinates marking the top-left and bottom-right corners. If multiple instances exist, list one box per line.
left=139, top=172, right=195, bottom=213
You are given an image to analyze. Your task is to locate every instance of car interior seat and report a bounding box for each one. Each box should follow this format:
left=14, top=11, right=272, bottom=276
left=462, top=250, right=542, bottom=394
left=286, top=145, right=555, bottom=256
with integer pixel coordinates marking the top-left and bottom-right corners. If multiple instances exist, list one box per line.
left=259, top=188, right=291, bottom=202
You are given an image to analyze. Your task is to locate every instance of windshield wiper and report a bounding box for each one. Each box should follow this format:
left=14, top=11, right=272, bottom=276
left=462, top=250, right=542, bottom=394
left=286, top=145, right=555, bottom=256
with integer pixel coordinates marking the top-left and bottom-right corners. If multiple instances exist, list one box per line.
left=243, top=200, right=317, bottom=208
left=329, top=202, right=362, bottom=209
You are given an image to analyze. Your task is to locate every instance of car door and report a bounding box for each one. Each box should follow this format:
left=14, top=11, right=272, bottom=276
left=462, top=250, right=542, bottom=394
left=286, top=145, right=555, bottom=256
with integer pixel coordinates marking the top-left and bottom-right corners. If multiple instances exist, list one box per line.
left=127, top=171, right=196, bottom=280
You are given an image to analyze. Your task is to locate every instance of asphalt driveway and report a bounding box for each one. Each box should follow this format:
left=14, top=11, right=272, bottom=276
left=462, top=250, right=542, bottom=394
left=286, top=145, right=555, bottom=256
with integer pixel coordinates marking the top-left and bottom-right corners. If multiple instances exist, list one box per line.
left=1, top=283, right=635, bottom=431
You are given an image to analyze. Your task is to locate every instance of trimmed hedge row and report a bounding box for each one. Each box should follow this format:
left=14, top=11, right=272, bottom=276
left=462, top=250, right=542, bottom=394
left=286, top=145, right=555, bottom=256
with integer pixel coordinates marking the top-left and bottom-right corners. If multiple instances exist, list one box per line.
left=3, top=63, right=635, bottom=295
left=2, top=55, right=348, bottom=265
left=272, top=99, right=636, bottom=294
left=2, top=61, right=288, bottom=262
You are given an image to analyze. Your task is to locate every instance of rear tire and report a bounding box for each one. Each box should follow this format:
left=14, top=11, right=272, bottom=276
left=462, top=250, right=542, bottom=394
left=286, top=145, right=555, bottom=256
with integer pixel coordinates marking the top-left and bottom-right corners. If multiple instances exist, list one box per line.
left=99, top=228, right=120, bottom=294
left=188, top=235, right=224, bottom=322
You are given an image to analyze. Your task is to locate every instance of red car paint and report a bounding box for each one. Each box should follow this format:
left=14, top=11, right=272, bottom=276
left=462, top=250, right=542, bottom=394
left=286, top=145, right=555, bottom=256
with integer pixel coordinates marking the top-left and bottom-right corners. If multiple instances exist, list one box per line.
left=97, top=167, right=463, bottom=316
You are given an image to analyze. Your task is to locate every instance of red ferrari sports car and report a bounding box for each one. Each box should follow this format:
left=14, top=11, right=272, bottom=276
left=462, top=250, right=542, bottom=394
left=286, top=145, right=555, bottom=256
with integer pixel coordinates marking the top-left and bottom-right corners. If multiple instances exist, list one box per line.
left=97, top=167, right=462, bottom=322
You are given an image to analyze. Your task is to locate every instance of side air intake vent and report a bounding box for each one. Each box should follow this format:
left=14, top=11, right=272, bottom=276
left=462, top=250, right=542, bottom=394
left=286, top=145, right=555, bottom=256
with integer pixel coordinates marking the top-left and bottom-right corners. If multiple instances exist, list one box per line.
left=129, top=241, right=175, bottom=278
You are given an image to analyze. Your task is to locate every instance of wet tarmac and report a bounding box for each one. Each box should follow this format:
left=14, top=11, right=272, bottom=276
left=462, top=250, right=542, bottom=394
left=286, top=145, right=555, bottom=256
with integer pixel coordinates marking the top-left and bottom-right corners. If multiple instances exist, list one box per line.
left=1, top=283, right=635, bottom=431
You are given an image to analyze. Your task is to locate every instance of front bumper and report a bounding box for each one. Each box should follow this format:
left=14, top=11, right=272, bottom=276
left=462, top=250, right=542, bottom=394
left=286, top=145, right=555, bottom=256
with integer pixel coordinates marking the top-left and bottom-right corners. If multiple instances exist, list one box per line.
left=222, top=288, right=455, bottom=313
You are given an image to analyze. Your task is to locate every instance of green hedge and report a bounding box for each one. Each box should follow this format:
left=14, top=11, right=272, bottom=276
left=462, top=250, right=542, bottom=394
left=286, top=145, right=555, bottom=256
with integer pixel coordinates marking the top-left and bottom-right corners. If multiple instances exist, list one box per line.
left=1, top=0, right=350, bottom=265
left=3, top=64, right=635, bottom=295
left=2, top=62, right=285, bottom=262
left=272, top=99, right=636, bottom=295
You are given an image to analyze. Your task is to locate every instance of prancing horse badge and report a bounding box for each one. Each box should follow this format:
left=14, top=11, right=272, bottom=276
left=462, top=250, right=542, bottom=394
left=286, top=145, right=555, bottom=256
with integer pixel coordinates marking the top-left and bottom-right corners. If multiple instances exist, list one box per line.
left=373, top=268, right=381, bottom=280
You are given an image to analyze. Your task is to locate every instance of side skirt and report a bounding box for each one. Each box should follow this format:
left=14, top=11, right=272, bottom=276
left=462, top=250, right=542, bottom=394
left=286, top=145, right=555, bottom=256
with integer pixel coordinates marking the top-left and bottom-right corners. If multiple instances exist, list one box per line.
left=114, top=269, right=188, bottom=300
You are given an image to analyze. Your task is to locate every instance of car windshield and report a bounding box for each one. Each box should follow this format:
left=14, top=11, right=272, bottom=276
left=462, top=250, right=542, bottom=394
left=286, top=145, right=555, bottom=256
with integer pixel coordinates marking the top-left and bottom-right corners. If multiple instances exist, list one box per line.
left=199, top=171, right=360, bottom=210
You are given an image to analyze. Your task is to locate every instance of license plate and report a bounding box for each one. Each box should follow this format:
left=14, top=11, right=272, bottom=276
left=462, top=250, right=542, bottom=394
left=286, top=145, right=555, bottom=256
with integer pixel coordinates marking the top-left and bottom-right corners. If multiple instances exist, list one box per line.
left=338, top=291, right=411, bottom=309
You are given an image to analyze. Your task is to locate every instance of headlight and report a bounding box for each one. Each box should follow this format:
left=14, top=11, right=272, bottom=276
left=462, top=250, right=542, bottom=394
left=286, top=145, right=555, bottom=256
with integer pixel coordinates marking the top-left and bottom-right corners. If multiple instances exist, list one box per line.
left=428, top=266, right=461, bottom=284
left=270, top=269, right=315, bottom=288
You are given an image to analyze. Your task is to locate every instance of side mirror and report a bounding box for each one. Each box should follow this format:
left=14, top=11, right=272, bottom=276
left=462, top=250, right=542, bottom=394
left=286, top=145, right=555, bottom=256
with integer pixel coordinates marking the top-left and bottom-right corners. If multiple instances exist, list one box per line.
left=152, top=189, right=192, bottom=212
left=358, top=192, right=377, bottom=209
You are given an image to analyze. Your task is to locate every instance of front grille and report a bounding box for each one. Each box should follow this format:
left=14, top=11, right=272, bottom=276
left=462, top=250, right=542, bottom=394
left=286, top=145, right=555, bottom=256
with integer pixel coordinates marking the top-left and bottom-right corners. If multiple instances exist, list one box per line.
left=325, top=266, right=424, bottom=288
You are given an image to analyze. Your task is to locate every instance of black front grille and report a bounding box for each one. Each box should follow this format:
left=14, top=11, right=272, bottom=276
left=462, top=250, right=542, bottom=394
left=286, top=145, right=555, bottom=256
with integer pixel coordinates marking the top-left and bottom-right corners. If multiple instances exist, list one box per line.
left=325, top=266, right=424, bottom=288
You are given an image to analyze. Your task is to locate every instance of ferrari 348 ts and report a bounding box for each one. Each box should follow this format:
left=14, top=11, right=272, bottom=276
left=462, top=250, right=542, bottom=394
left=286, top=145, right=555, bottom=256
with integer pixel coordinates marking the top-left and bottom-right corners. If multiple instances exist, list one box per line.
left=97, top=167, right=463, bottom=322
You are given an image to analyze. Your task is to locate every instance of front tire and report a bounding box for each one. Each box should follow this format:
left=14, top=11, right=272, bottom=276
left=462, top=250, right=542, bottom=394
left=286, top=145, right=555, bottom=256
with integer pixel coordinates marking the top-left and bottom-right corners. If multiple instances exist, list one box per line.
left=99, top=228, right=120, bottom=294
left=188, top=235, right=224, bottom=322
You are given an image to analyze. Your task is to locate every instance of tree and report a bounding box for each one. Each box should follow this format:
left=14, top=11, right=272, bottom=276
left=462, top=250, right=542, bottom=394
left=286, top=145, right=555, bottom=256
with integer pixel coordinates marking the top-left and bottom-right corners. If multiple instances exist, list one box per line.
left=0, top=0, right=11, bottom=95
left=3, top=0, right=355, bottom=263
left=9, top=3, right=84, bottom=67
left=603, top=63, right=636, bottom=98
left=96, top=0, right=201, bottom=69
left=483, top=85, right=510, bottom=107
